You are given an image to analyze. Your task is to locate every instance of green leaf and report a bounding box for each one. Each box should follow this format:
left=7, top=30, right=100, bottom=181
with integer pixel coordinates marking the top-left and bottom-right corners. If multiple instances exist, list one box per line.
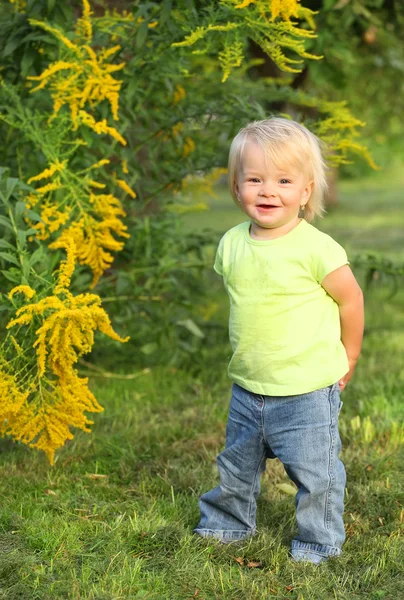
left=0, top=252, right=20, bottom=267
left=160, top=0, right=172, bottom=26
left=22, top=254, right=30, bottom=280
left=140, top=342, right=158, bottom=355
left=0, top=216, right=13, bottom=232
left=0, top=240, right=16, bottom=251
left=20, top=51, right=36, bottom=78
left=6, top=178, right=19, bottom=202
left=275, top=483, right=297, bottom=496
left=17, top=230, right=27, bottom=249
left=15, top=201, right=27, bottom=221
left=1, top=270, right=20, bottom=283
left=3, top=36, right=23, bottom=58
left=136, top=22, right=149, bottom=49
left=0, top=167, right=10, bottom=180
left=176, top=318, right=204, bottom=338
left=28, top=247, right=44, bottom=268
left=25, top=209, right=43, bottom=223
left=26, top=227, right=40, bottom=236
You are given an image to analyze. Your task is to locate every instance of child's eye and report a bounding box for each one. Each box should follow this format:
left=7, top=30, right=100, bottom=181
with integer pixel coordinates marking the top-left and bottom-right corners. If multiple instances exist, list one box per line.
left=248, top=178, right=260, bottom=182
left=280, top=178, right=290, bottom=184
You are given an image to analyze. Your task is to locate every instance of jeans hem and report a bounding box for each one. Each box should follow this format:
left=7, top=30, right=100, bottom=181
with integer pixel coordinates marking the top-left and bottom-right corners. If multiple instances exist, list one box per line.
left=291, top=540, right=342, bottom=563
left=193, top=527, right=255, bottom=543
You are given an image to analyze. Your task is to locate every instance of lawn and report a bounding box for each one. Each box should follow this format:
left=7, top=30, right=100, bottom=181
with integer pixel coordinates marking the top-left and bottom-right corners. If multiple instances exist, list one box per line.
left=0, top=167, right=403, bottom=599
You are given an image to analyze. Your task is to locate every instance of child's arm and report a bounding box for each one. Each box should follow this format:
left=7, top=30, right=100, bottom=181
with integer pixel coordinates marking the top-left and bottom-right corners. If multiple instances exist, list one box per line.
left=321, top=265, right=365, bottom=391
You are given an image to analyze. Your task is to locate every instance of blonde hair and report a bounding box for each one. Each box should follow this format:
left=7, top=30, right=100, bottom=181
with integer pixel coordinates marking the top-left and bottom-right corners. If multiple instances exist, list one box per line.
left=228, top=117, right=329, bottom=222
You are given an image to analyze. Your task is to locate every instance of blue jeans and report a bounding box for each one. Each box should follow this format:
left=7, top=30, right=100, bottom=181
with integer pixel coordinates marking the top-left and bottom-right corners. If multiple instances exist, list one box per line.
left=194, top=382, right=345, bottom=564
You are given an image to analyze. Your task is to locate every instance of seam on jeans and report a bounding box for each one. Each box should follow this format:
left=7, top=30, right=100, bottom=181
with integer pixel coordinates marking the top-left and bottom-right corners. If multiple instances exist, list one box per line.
left=247, top=448, right=266, bottom=526
left=325, top=385, right=337, bottom=546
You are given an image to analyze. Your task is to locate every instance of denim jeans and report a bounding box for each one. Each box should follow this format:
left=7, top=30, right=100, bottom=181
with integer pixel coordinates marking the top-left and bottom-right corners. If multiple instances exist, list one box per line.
left=194, top=381, right=345, bottom=564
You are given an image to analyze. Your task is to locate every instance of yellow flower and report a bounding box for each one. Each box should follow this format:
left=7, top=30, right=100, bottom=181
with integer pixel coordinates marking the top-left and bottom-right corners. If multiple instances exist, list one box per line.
left=35, top=181, right=63, bottom=195
left=28, top=19, right=81, bottom=54
left=235, top=0, right=254, bottom=8
left=27, top=160, right=67, bottom=184
left=74, top=0, right=93, bottom=42
left=8, top=285, right=36, bottom=300
left=87, top=180, right=106, bottom=189
left=28, top=204, right=70, bottom=241
left=77, top=111, right=127, bottom=145
left=270, top=0, right=301, bottom=21
left=182, top=137, right=196, bottom=157
left=173, top=84, right=186, bottom=105
left=10, top=336, right=23, bottom=355
left=234, top=0, right=301, bottom=20
left=85, top=159, right=110, bottom=171
left=6, top=239, right=129, bottom=379
left=115, top=178, right=136, bottom=198
left=53, top=236, right=76, bottom=293
left=9, top=0, right=27, bottom=13
left=28, top=4, right=126, bottom=131
left=171, top=122, right=183, bottom=138
left=0, top=368, right=30, bottom=425
left=48, top=206, right=130, bottom=289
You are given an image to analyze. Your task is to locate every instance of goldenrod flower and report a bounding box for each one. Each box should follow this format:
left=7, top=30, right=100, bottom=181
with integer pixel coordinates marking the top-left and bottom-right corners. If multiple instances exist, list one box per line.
left=10, top=336, right=23, bottom=355
left=182, top=137, right=196, bottom=157
left=171, top=122, right=183, bottom=138
left=27, top=2, right=126, bottom=132
left=87, top=180, right=106, bottom=189
left=270, top=0, right=301, bottom=21
left=0, top=369, right=30, bottom=427
left=78, top=111, right=126, bottom=145
left=234, top=0, right=301, bottom=20
left=75, top=0, right=93, bottom=42
left=9, top=0, right=27, bottom=14
left=53, top=236, right=76, bottom=293
left=29, top=204, right=70, bottom=241
left=115, top=179, right=136, bottom=198
left=48, top=206, right=130, bottom=288
left=8, top=285, right=36, bottom=300
left=35, top=181, right=63, bottom=195
left=85, top=159, right=110, bottom=171
left=28, top=20, right=81, bottom=54
left=173, top=84, right=186, bottom=105
left=27, top=160, right=67, bottom=184
left=6, top=240, right=130, bottom=384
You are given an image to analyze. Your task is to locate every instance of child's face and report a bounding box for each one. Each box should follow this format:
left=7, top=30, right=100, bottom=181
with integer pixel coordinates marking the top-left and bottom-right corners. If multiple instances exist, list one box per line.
left=235, top=140, right=314, bottom=239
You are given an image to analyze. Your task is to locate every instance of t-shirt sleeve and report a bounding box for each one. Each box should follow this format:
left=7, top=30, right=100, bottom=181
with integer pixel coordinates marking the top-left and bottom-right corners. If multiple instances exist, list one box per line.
left=213, top=235, right=225, bottom=276
left=314, top=235, right=350, bottom=284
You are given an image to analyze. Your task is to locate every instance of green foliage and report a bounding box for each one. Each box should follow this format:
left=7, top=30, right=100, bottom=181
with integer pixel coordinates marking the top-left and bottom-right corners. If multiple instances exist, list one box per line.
left=0, top=0, right=400, bottom=374
left=0, top=0, right=74, bottom=82
left=306, top=0, right=404, bottom=172
left=88, top=213, right=218, bottom=371
left=0, top=166, right=56, bottom=296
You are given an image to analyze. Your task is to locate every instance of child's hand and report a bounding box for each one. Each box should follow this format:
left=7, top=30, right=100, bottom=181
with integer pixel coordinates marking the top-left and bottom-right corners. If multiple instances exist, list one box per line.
left=339, top=357, right=358, bottom=392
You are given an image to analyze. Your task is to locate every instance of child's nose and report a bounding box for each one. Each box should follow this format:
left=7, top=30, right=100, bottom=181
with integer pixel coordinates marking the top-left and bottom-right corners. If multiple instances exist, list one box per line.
left=259, top=182, right=277, bottom=196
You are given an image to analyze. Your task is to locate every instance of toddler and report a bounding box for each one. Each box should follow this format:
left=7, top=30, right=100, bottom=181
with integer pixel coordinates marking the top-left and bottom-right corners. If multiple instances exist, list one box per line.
left=194, top=117, right=365, bottom=564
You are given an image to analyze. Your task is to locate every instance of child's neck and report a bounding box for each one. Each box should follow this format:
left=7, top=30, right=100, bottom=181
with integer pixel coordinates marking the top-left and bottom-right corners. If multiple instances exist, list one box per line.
left=249, top=217, right=303, bottom=241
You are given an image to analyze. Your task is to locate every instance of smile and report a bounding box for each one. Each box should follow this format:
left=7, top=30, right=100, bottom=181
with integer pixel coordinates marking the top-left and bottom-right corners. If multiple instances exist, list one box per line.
left=256, top=205, right=280, bottom=211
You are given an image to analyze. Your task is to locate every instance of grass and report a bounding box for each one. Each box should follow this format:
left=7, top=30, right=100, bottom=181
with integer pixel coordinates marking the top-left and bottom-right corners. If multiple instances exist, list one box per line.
left=0, top=167, right=403, bottom=599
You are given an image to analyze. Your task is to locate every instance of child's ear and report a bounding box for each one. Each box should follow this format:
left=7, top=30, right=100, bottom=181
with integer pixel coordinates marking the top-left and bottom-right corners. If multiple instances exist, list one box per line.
left=304, top=180, right=314, bottom=200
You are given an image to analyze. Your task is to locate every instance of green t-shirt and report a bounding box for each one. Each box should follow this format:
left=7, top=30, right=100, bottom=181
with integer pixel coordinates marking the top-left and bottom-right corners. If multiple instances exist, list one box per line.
left=214, top=219, right=350, bottom=396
